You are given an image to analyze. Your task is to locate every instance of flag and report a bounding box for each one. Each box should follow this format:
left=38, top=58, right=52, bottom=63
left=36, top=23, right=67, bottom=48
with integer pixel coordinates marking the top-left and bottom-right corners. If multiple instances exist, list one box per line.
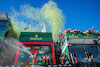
left=24, top=24, right=31, bottom=30
left=42, top=25, right=46, bottom=32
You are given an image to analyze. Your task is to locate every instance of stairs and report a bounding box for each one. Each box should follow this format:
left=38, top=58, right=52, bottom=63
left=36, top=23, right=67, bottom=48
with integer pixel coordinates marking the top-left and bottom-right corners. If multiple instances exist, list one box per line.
left=55, top=50, right=61, bottom=64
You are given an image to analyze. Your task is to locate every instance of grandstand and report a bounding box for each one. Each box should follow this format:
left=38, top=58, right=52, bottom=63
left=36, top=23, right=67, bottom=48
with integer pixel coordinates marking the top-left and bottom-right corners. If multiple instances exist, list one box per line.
left=0, top=12, right=16, bottom=66
left=0, top=12, right=10, bottom=39
left=57, top=32, right=100, bottom=67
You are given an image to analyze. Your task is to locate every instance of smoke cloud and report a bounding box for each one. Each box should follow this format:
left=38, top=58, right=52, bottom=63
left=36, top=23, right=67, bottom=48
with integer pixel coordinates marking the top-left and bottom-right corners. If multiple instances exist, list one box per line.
left=9, top=0, right=65, bottom=40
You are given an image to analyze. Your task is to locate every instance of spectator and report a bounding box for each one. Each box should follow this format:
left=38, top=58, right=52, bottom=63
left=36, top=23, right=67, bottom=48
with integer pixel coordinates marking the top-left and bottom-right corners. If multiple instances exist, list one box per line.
left=64, top=30, right=67, bottom=33
left=89, top=29, right=91, bottom=33
left=86, top=53, right=94, bottom=62
left=93, top=29, right=97, bottom=34
left=63, top=53, right=68, bottom=64
left=80, top=30, right=83, bottom=34
left=60, top=56, right=64, bottom=64
left=77, top=29, right=80, bottom=33
left=64, top=27, right=99, bottom=34
left=88, top=56, right=91, bottom=62
left=86, top=56, right=88, bottom=61
left=88, top=53, right=94, bottom=62
left=85, top=53, right=89, bottom=61
left=71, top=29, right=74, bottom=32
left=66, top=28, right=71, bottom=33
left=85, top=29, right=89, bottom=33
left=74, top=29, right=77, bottom=33
left=89, top=28, right=93, bottom=33
left=69, top=28, right=71, bottom=32
left=96, top=30, right=100, bottom=34
left=91, top=55, right=94, bottom=62
left=91, top=26, right=94, bottom=33
left=72, top=54, right=78, bottom=62
left=71, top=29, right=76, bottom=33
left=74, top=57, right=78, bottom=62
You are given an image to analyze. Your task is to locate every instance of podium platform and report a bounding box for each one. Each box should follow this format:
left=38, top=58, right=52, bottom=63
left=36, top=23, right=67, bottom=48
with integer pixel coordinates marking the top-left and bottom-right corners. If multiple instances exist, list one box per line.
left=0, top=64, right=73, bottom=67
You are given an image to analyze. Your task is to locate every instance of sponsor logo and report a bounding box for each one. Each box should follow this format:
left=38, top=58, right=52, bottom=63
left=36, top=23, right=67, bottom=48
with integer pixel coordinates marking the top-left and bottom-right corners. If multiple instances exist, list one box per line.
left=33, top=46, right=40, bottom=49
left=30, top=34, right=42, bottom=40
left=35, top=34, right=38, bottom=38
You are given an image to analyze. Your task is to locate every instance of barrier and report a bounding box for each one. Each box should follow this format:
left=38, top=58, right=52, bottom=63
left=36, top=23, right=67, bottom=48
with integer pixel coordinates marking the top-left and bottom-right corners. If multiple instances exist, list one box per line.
left=0, top=64, right=73, bottom=67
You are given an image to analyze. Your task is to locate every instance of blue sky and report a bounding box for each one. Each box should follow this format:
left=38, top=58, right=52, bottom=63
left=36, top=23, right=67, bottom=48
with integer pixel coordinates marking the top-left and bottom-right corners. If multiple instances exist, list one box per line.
left=0, top=0, right=100, bottom=31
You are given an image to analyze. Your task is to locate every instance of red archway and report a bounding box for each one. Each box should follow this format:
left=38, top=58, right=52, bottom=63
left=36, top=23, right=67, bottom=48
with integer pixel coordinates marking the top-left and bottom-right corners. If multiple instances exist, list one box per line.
left=14, top=42, right=56, bottom=65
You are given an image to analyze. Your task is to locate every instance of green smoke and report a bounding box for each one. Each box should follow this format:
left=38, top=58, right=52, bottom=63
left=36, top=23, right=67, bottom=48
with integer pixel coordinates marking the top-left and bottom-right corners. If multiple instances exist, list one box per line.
left=9, top=0, right=65, bottom=40
left=41, top=1, right=64, bottom=40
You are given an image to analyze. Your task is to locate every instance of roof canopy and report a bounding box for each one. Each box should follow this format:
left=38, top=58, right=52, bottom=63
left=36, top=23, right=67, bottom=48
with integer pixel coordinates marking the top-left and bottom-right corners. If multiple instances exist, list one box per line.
left=0, top=12, right=9, bottom=39
left=66, top=33, right=100, bottom=45
left=0, top=12, right=8, bottom=21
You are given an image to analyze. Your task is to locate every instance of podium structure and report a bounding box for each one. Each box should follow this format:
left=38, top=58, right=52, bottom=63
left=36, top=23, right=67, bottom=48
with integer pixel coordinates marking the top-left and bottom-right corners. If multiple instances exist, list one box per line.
left=14, top=32, right=56, bottom=65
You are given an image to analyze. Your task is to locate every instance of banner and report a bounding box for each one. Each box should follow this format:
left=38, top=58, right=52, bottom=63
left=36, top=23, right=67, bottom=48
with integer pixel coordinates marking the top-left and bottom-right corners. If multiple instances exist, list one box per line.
left=19, top=32, right=53, bottom=42
left=66, top=33, right=100, bottom=38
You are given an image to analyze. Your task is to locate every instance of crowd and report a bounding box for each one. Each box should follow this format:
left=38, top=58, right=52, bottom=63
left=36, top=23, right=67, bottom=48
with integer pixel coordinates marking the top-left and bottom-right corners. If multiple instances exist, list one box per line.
left=64, top=27, right=100, bottom=34
left=86, top=53, right=94, bottom=62
left=72, top=54, right=78, bottom=63
left=60, top=53, right=69, bottom=64
left=60, top=53, right=94, bottom=64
